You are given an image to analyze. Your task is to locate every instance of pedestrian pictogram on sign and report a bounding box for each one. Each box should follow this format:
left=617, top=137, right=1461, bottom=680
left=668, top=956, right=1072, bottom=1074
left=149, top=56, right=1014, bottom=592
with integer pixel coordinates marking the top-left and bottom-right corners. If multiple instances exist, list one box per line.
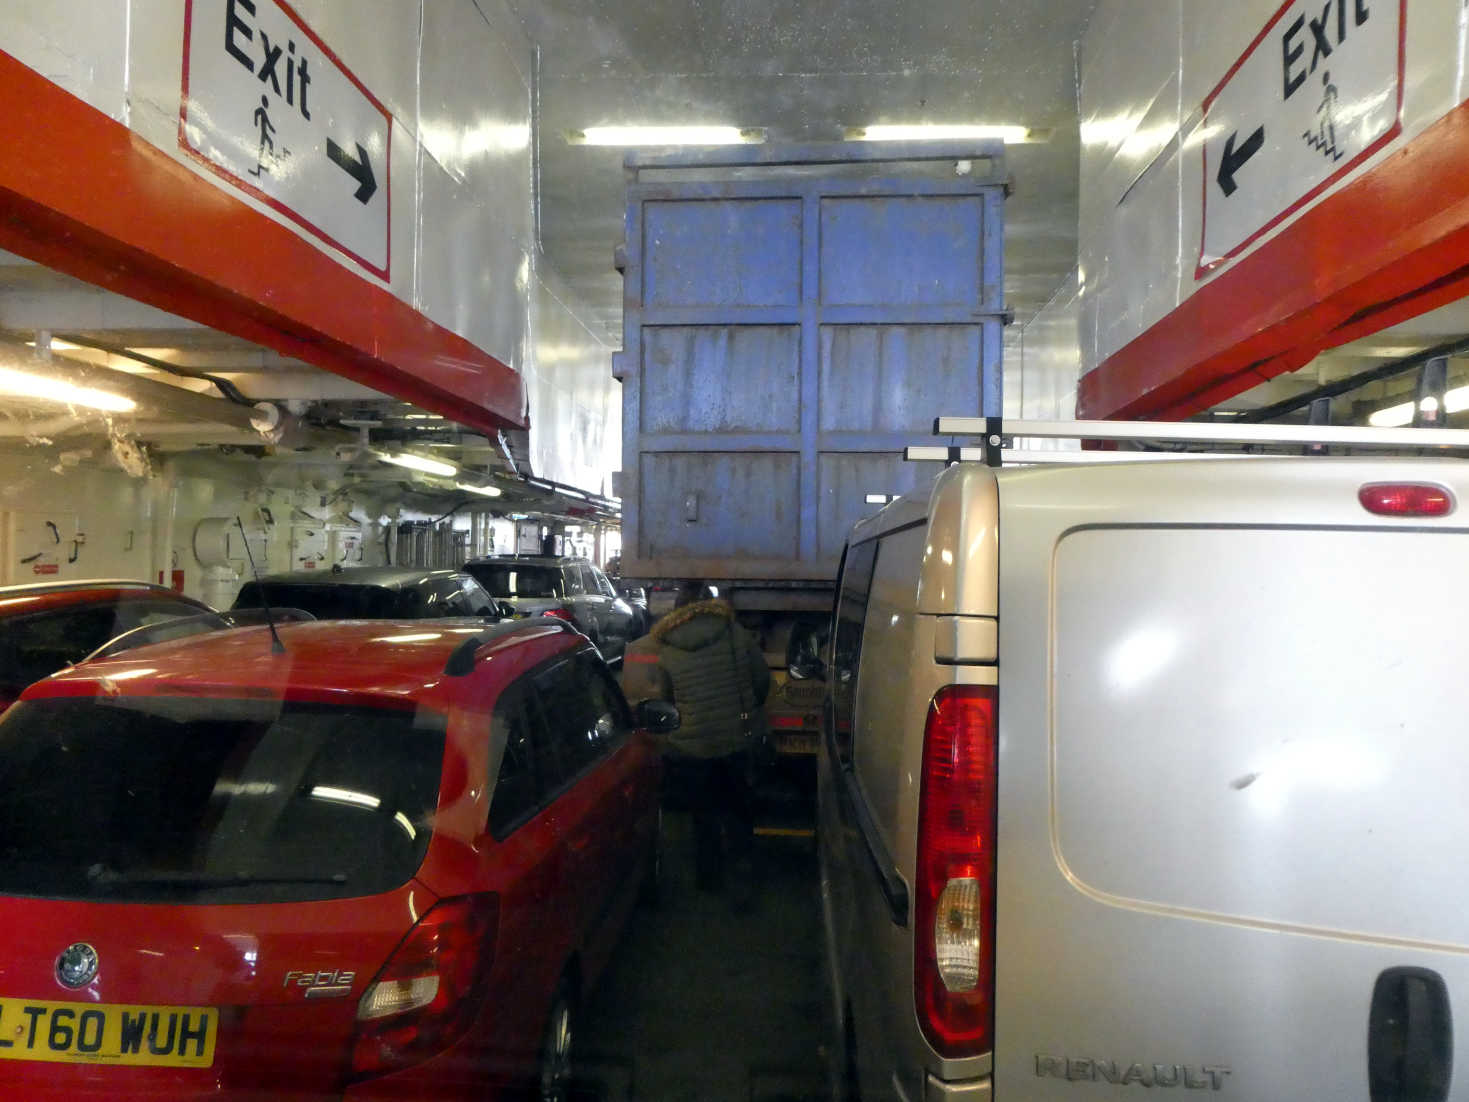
left=180, top=0, right=391, bottom=279
left=1197, top=0, right=1404, bottom=276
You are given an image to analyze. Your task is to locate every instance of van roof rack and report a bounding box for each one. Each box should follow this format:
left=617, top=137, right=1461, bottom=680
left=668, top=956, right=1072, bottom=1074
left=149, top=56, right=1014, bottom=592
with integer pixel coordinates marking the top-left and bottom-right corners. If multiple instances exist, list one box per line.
left=904, top=417, right=1469, bottom=467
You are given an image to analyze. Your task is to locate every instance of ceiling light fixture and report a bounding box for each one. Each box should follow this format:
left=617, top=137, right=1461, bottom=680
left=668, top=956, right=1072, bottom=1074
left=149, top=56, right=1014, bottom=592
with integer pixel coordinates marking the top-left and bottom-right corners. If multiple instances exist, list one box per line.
left=1368, top=385, right=1469, bottom=427
left=845, top=124, right=1044, bottom=144
left=0, top=366, right=136, bottom=413
left=455, top=481, right=503, bottom=498
left=566, top=125, right=765, bottom=146
left=378, top=452, right=458, bottom=478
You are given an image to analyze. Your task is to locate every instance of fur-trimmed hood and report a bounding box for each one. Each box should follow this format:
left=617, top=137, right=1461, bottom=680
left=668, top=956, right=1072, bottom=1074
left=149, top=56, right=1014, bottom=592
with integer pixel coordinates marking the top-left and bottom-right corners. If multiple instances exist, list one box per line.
left=650, top=597, right=735, bottom=650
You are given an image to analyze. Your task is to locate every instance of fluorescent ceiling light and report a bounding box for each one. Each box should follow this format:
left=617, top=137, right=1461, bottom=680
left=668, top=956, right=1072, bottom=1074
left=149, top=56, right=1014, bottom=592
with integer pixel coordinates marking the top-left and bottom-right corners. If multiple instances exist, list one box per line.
left=1368, top=385, right=1469, bottom=427
left=865, top=493, right=890, bottom=505
left=0, top=366, right=136, bottom=413
left=379, top=451, right=458, bottom=478
left=567, top=126, right=764, bottom=146
left=24, top=338, right=83, bottom=352
left=846, top=124, right=1043, bottom=144
left=455, top=481, right=503, bottom=498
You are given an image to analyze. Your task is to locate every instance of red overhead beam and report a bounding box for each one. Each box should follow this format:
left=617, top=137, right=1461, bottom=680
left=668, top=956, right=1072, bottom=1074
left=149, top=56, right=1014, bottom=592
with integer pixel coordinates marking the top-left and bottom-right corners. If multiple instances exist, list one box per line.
left=1078, top=99, right=1469, bottom=421
left=0, top=48, right=526, bottom=434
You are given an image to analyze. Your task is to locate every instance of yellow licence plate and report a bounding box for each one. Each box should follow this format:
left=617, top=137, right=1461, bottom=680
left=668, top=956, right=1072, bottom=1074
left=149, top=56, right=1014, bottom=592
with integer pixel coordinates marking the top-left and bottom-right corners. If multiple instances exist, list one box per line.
left=775, top=732, right=818, bottom=755
left=0, top=998, right=216, bottom=1067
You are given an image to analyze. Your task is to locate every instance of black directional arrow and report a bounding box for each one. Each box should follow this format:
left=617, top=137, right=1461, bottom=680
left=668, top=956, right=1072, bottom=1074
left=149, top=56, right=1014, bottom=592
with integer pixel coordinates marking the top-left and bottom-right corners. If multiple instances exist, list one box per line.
left=326, top=138, right=378, bottom=204
left=1216, top=125, right=1264, bottom=198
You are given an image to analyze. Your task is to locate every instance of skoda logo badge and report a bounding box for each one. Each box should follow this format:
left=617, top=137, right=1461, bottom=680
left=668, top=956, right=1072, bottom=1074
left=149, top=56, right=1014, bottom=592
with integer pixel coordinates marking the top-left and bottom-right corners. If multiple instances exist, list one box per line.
left=56, top=943, right=99, bottom=989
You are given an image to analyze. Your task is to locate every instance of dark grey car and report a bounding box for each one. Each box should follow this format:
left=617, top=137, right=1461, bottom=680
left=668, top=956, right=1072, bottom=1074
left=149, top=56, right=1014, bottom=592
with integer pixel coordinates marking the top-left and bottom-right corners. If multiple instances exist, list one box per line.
left=232, top=565, right=498, bottom=621
left=462, top=555, right=638, bottom=665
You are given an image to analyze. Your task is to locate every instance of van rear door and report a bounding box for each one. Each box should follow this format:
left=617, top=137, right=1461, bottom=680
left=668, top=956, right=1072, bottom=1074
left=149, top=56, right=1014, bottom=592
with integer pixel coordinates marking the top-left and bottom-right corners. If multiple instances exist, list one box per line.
left=994, top=459, right=1469, bottom=1101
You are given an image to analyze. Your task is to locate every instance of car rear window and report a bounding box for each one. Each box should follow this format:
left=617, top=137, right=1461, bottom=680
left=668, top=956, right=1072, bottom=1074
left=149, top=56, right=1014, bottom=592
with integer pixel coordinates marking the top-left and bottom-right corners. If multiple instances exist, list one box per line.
left=473, top=564, right=564, bottom=599
left=0, top=696, right=444, bottom=904
left=234, top=582, right=402, bottom=619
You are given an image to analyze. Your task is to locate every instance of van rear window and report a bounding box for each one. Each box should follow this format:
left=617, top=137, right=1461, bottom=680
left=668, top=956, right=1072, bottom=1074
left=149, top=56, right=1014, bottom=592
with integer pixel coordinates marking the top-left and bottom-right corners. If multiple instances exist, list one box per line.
left=0, top=697, right=444, bottom=904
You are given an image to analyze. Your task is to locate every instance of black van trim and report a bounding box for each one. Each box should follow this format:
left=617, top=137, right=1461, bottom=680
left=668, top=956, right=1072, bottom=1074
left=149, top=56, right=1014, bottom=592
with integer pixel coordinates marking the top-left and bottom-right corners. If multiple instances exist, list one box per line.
left=830, top=720, right=909, bottom=927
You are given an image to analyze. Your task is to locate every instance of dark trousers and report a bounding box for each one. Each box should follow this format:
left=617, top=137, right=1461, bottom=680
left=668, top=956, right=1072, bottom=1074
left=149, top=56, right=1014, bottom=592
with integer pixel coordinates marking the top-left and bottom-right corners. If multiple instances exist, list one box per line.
left=665, top=751, right=753, bottom=888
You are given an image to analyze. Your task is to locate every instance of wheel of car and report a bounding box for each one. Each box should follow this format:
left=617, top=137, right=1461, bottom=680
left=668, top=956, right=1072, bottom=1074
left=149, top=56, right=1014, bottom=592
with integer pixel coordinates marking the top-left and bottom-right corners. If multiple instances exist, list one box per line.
left=538, top=980, right=576, bottom=1102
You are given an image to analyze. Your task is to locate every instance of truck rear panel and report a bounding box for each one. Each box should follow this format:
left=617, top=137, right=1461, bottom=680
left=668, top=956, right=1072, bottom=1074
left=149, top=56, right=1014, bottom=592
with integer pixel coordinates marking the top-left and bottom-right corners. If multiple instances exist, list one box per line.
left=615, top=142, right=1007, bottom=583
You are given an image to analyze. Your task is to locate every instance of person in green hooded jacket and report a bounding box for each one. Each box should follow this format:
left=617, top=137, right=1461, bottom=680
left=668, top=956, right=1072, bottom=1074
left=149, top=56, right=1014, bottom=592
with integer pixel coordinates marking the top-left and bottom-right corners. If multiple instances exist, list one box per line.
left=620, top=580, right=769, bottom=898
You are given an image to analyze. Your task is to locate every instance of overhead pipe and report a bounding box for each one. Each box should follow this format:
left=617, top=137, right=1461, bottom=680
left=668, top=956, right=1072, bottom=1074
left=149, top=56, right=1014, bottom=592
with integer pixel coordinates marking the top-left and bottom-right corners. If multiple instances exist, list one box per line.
left=0, top=334, right=277, bottom=434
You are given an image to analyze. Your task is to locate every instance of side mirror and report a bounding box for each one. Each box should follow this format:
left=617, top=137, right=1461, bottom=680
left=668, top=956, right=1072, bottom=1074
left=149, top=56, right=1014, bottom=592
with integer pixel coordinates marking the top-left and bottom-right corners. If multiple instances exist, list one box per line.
left=496, top=600, right=517, bottom=619
left=634, top=699, right=680, bottom=735
left=786, top=624, right=828, bottom=681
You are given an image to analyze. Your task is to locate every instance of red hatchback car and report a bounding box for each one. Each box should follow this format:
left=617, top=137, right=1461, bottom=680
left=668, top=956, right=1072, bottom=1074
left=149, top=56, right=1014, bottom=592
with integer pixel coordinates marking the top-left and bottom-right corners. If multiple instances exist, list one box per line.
left=0, top=580, right=217, bottom=711
left=0, top=616, right=668, bottom=1100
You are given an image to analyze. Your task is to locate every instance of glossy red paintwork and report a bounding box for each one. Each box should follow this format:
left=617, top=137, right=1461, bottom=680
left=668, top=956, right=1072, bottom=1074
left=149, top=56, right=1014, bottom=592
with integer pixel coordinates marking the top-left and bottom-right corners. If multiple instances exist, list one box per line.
left=0, top=619, right=663, bottom=1100
left=0, top=584, right=211, bottom=619
left=0, top=582, right=215, bottom=710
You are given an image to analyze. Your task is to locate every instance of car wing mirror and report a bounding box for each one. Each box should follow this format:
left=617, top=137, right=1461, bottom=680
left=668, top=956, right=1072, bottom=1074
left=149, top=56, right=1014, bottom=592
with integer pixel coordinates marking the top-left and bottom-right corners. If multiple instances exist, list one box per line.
left=634, top=699, right=680, bottom=735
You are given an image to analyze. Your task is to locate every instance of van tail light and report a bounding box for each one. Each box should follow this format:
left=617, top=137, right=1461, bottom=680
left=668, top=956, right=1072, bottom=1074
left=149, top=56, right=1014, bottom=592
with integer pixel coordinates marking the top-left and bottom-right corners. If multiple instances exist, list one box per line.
left=541, top=607, right=575, bottom=621
left=1358, top=483, right=1454, bottom=517
left=915, top=684, right=997, bottom=1059
left=350, top=894, right=498, bottom=1080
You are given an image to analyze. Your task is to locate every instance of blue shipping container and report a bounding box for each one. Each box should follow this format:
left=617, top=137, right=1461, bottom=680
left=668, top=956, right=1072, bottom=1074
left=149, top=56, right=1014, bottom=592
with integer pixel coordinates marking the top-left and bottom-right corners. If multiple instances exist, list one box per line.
left=613, top=142, right=1006, bottom=585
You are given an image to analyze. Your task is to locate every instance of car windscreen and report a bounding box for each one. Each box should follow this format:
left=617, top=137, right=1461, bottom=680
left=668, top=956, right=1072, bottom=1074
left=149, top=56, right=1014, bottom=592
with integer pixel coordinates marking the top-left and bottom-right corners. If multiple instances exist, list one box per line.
left=0, top=696, right=444, bottom=904
left=234, top=581, right=403, bottom=619
left=471, top=564, right=564, bottom=599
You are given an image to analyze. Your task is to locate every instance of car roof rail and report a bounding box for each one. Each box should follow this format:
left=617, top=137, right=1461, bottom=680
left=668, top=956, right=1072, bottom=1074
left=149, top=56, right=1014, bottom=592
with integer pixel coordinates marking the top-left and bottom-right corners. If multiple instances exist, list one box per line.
left=905, top=416, right=1469, bottom=467
left=442, top=618, right=579, bottom=677
left=0, top=578, right=179, bottom=596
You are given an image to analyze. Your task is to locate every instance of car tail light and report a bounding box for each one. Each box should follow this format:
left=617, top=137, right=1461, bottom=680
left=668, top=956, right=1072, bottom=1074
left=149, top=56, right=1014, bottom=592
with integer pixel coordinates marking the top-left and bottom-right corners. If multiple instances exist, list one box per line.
left=769, top=714, right=814, bottom=729
left=541, top=607, right=575, bottom=621
left=350, top=894, right=498, bottom=1079
left=915, top=684, right=996, bottom=1059
left=1358, top=483, right=1454, bottom=517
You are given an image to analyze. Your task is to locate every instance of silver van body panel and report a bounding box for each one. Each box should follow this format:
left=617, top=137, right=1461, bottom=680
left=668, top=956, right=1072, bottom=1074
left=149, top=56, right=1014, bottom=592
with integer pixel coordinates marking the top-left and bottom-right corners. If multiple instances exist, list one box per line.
left=993, top=457, right=1469, bottom=1100
left=824, top=454, right=1469, bottom=1100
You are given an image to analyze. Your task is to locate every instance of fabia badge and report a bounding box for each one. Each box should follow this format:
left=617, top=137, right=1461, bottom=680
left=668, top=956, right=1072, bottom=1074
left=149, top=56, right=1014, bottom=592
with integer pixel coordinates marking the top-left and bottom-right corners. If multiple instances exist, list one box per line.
left=55, top=943, right=99, bottom=989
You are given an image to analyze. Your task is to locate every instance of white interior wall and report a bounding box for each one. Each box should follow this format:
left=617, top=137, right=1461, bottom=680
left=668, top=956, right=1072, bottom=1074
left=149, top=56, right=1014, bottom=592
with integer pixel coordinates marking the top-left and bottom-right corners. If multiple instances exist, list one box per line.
left=0, top=449, right=525, bottom=609
left=527, top=266, right=619, bottom=495
left=1008, top=270, right=1083, bottom=424
left=1075, top=0, right=1469, bottom=375
left=2, top=0, right=621, bottom=494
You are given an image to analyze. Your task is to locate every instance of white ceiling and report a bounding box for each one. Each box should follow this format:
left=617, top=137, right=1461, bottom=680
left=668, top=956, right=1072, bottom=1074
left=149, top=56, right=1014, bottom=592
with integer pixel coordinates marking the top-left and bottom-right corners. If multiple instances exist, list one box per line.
left=511, top=0, right=1100, bottom=343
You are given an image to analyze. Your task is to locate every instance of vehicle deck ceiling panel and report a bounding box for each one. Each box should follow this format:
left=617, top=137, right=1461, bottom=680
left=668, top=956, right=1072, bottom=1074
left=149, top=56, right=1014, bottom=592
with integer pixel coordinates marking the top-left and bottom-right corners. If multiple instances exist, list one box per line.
left=1075, top=0, right=1469, bottom=417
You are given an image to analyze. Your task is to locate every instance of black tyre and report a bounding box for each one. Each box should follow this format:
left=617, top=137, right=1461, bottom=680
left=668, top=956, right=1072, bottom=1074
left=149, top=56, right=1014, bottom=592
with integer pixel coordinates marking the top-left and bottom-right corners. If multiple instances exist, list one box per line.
left=538, top=980, right=575, bottom=1102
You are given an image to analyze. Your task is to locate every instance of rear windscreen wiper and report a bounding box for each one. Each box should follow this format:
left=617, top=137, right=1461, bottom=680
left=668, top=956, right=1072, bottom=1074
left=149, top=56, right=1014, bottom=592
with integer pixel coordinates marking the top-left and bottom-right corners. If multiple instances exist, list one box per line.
left=86, top=865, right=348, bottom=889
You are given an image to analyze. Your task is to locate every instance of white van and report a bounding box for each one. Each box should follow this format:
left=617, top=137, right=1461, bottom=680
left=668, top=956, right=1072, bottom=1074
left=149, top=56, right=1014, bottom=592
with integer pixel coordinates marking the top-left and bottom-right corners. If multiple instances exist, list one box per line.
left=816, top=422, right=1468, bottom=1101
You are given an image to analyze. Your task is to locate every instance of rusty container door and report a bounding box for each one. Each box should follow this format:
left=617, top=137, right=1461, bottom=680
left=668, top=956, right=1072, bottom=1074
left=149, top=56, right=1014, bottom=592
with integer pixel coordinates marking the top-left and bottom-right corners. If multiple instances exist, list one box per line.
left=615, top=143, right=1006, bottom=583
